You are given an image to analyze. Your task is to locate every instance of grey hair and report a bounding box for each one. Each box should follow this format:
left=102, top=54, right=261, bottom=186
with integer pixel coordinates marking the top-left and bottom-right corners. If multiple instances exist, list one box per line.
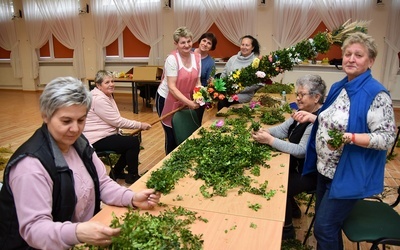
left=296, top=74, right=327, bottom=104
left=40, top=77, right=92, bottom=119
left=173, top=26, right=193, bottom=43
left=341, top=32, right=378, bottom=60
left=94, top=70, right=113, bottom=86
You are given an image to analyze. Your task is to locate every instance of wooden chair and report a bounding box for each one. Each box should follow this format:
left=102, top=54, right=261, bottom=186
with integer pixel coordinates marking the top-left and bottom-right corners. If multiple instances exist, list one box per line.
left=342, top=186, right=400, bottom=250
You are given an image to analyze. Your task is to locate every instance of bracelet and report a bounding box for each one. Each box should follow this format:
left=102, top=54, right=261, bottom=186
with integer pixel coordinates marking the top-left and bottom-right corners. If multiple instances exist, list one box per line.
left=350, top=133, right=355, bottom=145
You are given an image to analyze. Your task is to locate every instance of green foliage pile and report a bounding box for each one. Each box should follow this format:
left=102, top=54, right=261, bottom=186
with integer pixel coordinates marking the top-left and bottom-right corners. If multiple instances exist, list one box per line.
left=146, top=116, right=279, bottom=199
left=281, top=239, right=314, bottom=250
left=217, top=102, right=291, bottom=125
left=74, top=206, right=206, bottom=250
left=259, top=108, right=287, bottom=125
left=257, top=82, right=294, bottom=94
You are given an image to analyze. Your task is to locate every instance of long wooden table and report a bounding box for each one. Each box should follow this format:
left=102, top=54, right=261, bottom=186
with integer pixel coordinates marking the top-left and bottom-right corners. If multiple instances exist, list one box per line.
left=87, top=78, right=160, bottom=114
left=91, top=114, right=290, bottom=249
left=93, top=204, right=284, bottom=249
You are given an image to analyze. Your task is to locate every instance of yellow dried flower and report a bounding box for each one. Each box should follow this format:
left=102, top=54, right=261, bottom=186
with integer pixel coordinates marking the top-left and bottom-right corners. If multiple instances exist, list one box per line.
left=252, top=58, right=260, bottom=68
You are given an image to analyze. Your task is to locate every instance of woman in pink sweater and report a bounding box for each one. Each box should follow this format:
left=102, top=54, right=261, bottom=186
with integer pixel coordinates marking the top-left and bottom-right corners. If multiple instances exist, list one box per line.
left=83, top=70, right=151, bottom=184
left=0, top=77, right=160, bottom=249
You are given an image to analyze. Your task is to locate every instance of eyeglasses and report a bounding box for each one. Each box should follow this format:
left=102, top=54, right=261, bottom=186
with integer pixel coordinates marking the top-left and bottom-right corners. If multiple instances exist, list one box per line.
left=295, top=92, right=312, bottom=99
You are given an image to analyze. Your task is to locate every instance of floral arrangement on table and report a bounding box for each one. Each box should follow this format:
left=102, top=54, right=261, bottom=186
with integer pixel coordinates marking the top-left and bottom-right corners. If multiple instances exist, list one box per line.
left=193, top=19, right=369, bottom=109
left=112, top=71, right=133, bottom=79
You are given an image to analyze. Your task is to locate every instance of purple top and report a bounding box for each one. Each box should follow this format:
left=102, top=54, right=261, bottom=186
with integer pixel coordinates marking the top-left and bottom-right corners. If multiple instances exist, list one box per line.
left=9, top=147, right=135, bottom=249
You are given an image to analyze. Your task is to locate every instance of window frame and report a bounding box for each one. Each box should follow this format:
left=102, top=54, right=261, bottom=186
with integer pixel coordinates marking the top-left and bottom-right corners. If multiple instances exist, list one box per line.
left=105, top=31, right=149, bottom=64
left=39, top=35, right=73, bottom=63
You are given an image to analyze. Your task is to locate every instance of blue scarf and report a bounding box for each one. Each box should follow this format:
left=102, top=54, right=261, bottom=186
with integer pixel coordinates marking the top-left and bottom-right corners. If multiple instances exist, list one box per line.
left=303, top=69, right=389, bottom=199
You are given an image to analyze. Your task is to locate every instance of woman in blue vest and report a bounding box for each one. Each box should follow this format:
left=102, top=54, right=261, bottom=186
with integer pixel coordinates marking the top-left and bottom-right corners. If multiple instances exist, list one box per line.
left=293, top=32, right=396, bottom=249
left=0, top=77, right=160, bottom=249
left=252, top=74, right=326, bottom=240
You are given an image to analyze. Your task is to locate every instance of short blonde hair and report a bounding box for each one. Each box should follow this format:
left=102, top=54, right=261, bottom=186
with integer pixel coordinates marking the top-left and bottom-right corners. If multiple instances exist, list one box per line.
left=173, top=26, right=193, bottom=43
left=341, top=32, right=378, bottom=60
left=94, top=70, right=113, bottom=86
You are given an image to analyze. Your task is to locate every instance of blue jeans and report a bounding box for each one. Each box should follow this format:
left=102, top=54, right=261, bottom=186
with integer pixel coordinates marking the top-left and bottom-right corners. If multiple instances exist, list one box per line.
left=314, top=173, right=358, bottom=250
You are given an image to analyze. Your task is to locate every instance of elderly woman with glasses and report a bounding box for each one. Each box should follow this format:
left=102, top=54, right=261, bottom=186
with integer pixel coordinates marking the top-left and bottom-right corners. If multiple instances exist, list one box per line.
left=252, top=74, right=327, bottom=240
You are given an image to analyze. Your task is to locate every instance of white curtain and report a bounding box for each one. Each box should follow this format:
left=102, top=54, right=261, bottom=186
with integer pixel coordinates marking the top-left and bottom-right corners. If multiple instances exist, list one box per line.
left=91, top=0, right=125, bottom=71
left=272, top=0, right=321, bottom=49
left=313, top=0, right=373, bottom=31
left=0, top=0, right=23, bottom=78
left=35, top=0, right=86, bottom=79
left=201, top=0, right=257, bottom=46
left=113, top=0, right=163, bottom=66
left=22, top=0, right=51, bottom=79
left=382, top=0, right=400, bottom=90
left=173, top=0, right=213, bottom=42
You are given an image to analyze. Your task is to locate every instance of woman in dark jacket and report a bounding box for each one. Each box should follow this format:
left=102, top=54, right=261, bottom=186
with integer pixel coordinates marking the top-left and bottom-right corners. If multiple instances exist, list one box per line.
left=252, top=74, right=326, bottom=240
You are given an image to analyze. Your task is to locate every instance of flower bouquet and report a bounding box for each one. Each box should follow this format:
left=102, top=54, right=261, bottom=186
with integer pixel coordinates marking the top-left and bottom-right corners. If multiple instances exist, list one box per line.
left=193, top=57, right=268, bottom=108
left=193, top=19, right=369, bottom=109
left=193, top=85, right=214, bottom=109
left=112, top=71, right=133, bottom=79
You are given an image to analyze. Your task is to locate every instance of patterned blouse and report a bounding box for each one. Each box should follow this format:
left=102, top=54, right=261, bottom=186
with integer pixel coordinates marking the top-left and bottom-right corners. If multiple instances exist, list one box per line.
left=316, top=88, right=396, bottom=179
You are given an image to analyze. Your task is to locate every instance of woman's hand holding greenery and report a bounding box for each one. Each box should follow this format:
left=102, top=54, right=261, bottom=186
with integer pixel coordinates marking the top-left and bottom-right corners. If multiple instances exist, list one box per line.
left=327, top=128, right=347, bottom=150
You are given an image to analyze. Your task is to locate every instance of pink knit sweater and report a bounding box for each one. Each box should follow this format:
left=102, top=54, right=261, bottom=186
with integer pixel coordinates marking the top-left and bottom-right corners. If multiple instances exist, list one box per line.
left=9, top=147, right=135, bottom=249
left=83, top=87, right=142, bottom=144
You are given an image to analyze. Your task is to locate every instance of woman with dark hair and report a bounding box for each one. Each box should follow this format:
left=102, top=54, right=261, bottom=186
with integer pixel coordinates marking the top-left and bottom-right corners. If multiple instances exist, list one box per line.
left=218, top=35, right=263, bottom=110
left=193, top=32, right=218, bottom=123
left=193, top=32, right=218, bottom=87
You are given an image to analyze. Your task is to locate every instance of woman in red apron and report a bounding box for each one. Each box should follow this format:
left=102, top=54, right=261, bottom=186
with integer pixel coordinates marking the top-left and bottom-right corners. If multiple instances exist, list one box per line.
left=156, top=27, right=201, bottom=154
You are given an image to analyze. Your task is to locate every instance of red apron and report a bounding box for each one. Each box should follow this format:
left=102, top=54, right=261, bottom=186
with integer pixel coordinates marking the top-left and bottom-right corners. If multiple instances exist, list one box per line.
left=161, top=51, right=200, bottom=127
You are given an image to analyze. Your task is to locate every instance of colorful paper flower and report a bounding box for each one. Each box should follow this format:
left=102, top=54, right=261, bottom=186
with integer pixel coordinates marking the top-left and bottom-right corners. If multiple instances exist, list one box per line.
left=198, top=20, right=369, bottom=110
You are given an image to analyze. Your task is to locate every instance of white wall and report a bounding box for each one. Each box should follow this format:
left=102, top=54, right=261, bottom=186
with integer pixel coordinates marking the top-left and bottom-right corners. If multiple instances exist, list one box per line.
left=275, top=65, right=346, bottom=93
left=38, top=65, right=75, bottom=86
left=1, top=1, right=398, bottom=104
left=0, top=63, right=22, bottom=89
left=389, top=75, right=400, bottom=101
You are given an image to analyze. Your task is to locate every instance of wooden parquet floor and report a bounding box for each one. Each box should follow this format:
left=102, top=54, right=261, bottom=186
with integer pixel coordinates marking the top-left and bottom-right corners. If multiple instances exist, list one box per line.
left=0, top=89, right=399, bottom=250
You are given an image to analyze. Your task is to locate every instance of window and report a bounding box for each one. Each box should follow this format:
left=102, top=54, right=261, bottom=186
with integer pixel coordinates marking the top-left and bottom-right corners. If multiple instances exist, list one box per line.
left=0, top=48, right=11, bottom=60
left=105, top=27, right=150, bottom=61
left=311, top=22, right=342, bottom=61
left=0, top=0, right=15, bottom=60
left=39, top=35, right=73, bottom=60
